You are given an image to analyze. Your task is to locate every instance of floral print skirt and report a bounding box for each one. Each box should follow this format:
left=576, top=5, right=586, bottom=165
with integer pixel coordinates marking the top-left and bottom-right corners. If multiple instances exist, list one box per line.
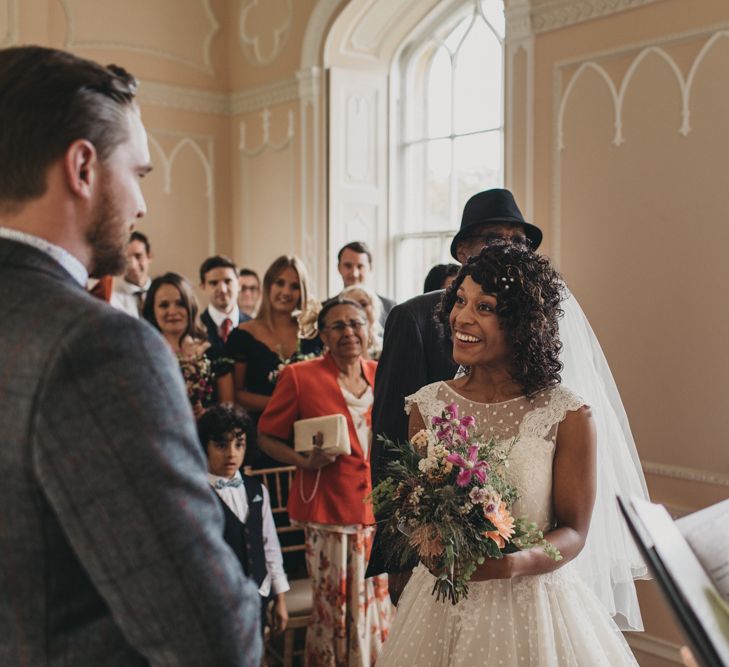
left=303, top=524, right=394, bottom=667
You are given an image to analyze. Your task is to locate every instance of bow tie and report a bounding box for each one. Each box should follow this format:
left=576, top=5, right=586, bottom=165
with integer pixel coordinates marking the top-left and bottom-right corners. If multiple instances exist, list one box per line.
left=215, top=478, right=242, bottom=489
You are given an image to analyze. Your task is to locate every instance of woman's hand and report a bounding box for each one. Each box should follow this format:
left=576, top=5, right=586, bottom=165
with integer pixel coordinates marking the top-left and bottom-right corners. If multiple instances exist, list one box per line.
left=426, top=554, right=515, bottom=582
left=299, top=446, right=336, bottom=471
left=469, top=554, right=516, bottom=581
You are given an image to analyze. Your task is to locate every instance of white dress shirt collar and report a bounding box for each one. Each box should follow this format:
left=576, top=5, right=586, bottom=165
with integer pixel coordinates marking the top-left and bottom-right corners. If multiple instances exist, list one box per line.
left=0, top=227, right=88, bottom=287
left=117, top=276, right=151, bottom=295
left=207, top=303, right=240, bottom=328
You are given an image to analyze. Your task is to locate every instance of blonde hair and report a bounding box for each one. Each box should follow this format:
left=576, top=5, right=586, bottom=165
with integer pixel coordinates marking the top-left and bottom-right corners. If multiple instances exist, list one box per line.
left=257, top=255, right=311, bottom=329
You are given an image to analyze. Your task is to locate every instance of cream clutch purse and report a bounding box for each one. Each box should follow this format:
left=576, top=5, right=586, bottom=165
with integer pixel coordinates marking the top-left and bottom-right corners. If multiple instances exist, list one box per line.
left=293, top=414, right=351, bottom=456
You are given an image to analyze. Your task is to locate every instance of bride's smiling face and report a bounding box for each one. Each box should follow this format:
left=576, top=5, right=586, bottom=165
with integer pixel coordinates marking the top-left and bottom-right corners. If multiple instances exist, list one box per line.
left=449, top=276, right=510, bottom=369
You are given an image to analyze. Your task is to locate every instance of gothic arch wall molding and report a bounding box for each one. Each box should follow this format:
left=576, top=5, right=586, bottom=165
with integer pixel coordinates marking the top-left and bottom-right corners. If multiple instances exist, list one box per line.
left=0, top=0, right=18, bottom=48
left=239, top=0, right=293, bottom=66
left=147, top=130, right=216, bottom=253
left=238, top=108, right=295, bottom=155
left=60, top=0, right=220, bottom=74
left=552, top=23, right=729, bottom=263
left=557, top=30, right=729, bottom=150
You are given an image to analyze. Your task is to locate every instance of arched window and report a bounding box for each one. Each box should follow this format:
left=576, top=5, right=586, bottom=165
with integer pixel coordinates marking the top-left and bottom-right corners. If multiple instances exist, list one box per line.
left=391, top=0, right=505, bottom=300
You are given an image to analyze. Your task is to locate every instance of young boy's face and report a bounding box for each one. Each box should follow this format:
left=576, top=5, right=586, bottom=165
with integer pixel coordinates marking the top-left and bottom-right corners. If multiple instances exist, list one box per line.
left=206, top=431, right=246, bottom=478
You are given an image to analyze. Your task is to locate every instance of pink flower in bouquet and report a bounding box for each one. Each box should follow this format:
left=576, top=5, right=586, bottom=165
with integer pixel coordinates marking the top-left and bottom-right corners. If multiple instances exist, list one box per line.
left=431, top=403, right=477, bottom=443
left=446, top=445, right=490, bottom=487
left=484, top=501, right=515, bottom=548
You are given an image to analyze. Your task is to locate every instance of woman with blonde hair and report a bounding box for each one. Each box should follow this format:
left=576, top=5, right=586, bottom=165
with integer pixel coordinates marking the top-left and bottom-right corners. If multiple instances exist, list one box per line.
left=226, top=255, right=323, bottom=467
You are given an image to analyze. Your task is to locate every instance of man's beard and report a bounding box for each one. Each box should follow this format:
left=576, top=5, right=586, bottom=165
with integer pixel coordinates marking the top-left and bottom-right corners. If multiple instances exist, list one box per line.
left=85, top=178, right=128, bottom=279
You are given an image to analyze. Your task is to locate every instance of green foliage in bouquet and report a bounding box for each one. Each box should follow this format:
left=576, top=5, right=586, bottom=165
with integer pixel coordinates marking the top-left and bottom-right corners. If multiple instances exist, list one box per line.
left=370, top=402, right=561, bottom=604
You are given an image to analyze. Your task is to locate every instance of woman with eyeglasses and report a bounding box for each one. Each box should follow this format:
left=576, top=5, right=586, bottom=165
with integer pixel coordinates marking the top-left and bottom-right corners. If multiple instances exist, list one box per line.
left=258, top=297, right=393, bottom=667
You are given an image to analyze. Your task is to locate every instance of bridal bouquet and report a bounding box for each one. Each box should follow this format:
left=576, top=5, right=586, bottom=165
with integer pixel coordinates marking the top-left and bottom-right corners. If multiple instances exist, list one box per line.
left=370, top=402, right=561, bottom=604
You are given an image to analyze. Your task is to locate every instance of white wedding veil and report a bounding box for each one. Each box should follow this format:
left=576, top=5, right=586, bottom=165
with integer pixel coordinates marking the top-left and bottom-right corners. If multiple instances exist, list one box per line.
left=559, top=289, right=649, bottom=631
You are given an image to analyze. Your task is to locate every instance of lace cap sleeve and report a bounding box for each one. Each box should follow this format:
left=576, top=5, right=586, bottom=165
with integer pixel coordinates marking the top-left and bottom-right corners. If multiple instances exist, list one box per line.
left=404, top=381, right=446, bottom=423
left=520, top=385, right=587, bottom=440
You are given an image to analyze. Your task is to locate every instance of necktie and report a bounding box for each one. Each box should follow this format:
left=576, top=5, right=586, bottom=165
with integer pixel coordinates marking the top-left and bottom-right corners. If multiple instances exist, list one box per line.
left=134, top=290, right=146, bottom=315
left=215, top=477, right=242, bottom=490
left=220, top=317, right=233, bottom=343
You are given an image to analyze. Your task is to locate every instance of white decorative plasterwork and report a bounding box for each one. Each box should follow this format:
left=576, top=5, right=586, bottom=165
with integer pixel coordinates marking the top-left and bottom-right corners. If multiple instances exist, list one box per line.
left=239, top=108, right=295, bottom=155
left=239, top=0, right=292, bottom=66
left=348, top=0, right=407, bottom=55
left=557, top=30, right=729, bottom=150
left=0, top=0, right=18, bottom=47
left=641, top=460, right=729, bottom=487
left=137, top=78, right=299, bottom=116
left=146, top=130, right=216, bottom=252
left=506, top=0, right=664, bottom=36
left=139, top=81, right=230, bottom=115
left=60, top=0, right=219, bottom=74
left=231, top=78, right=299, bottom=115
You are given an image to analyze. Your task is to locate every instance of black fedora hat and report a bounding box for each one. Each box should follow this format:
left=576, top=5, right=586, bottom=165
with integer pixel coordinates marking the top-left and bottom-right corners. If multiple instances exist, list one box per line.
left=450, top=188, right=542, bottom=260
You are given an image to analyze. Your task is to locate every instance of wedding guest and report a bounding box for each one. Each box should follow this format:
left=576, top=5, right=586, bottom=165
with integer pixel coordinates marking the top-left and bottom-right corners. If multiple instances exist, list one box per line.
left=199, top=255, right=249, bottom=361
left=143, top=272, right=233, bottom=417
left=258, top=297, right=393, bottom=667
left=423, top=263, right=459, bottom=293
left=238, top=267, right=261, bottom=317
left=340, top=284, right=383, bottom=359
left=337, top=241, right=395, bottom=327
left=110, top=230, right=152, bottom=317
left=227, top=255, right=322, bottom=467
left=198, top=404, right=289, bottom=638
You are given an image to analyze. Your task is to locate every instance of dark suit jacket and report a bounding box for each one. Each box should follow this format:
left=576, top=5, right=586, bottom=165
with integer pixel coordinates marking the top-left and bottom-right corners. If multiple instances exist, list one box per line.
left=0, top=238, right=261, bottom=666
left=377, top=293, right=396, bottom=328
left=367, top=290, right=457, bottom=576
left=201, top=307, right=250, bottom=360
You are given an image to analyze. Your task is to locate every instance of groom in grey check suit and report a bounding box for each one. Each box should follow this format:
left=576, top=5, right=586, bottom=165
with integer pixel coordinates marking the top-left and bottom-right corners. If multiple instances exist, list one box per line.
left=0, top=46, right=261, bottom=666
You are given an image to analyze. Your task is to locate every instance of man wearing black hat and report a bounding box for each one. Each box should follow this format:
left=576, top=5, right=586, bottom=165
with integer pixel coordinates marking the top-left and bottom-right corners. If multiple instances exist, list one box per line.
left=367, top=188, right=648, bottom=620
left=369, top=188, right=537, bottom=480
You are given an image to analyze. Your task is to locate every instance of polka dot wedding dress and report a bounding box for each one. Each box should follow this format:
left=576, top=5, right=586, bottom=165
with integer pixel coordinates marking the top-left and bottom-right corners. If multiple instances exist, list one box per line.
left=377, top=382, right=639, bottom=667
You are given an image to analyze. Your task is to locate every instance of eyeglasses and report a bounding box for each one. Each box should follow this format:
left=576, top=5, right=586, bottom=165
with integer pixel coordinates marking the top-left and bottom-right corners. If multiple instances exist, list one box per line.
left=239, top=286, right=259, bottom=292
left=323, top=319, right=366, bottom=332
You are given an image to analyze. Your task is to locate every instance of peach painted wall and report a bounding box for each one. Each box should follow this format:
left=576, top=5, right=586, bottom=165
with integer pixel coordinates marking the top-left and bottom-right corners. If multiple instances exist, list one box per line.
left=506, top=0, right=729, bottom=662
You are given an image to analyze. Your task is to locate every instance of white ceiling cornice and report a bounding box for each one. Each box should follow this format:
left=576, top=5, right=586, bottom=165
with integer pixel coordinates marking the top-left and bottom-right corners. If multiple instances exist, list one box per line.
left=506, top=0, right=664, bottom=37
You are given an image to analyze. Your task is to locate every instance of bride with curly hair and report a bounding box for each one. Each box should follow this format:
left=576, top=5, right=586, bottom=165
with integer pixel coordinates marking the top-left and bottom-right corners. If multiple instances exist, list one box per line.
left=377, top=240, right=638, bottom=666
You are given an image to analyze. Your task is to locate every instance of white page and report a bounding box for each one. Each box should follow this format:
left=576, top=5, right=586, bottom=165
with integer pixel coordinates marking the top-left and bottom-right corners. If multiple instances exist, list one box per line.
left=677, top=498, right=729, bottom=602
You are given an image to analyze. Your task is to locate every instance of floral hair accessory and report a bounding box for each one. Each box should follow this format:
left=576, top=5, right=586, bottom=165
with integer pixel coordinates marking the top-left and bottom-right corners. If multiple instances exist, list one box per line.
left=296, top=298, right=322, bottom=340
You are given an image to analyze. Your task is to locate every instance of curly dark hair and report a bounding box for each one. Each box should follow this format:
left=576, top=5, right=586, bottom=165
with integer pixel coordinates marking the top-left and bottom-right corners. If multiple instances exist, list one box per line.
left=437, top=240, right=565, bottom=396
left=197, top=404, right=252, bottom=454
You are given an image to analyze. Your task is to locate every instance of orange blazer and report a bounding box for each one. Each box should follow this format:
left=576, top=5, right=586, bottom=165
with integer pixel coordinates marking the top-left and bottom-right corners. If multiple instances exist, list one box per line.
left=258, top=353, right=376, bottom=526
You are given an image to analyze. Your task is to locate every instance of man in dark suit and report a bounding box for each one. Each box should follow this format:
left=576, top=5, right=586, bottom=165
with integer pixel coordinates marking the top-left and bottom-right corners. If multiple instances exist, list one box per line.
left=0, top=46, right=261, bottom=666
left=367, top=189, right=542, bottom=593
left=336, top=240, right=396, bottom=326
left=199, top=254, right=250, bottom=360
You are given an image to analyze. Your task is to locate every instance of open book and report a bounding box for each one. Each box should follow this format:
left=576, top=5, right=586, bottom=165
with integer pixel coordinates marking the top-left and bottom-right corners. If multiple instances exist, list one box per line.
left=618, top=496, right=729, bottom=667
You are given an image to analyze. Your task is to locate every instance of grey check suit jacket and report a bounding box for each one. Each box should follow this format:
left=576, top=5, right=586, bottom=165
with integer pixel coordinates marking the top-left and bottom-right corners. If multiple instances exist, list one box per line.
left=0, top=238, right=262, bottom=666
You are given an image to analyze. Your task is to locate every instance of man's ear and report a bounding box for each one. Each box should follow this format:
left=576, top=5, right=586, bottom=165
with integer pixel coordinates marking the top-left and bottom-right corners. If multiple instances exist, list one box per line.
left=63, top=139, right=98, bottom=200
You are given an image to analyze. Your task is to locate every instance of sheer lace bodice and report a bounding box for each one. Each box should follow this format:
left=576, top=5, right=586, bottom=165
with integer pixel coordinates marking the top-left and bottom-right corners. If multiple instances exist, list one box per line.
left=405, top=382, right=585, bottom=533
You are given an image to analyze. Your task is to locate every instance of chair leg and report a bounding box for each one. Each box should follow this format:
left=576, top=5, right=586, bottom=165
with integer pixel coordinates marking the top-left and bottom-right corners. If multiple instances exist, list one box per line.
left=283, top=627, right=295, bottom=667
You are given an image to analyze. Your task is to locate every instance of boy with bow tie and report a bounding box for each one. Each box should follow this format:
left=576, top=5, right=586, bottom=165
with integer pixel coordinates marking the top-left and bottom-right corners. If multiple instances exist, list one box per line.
left=198, top=405, right=289, bottom=636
